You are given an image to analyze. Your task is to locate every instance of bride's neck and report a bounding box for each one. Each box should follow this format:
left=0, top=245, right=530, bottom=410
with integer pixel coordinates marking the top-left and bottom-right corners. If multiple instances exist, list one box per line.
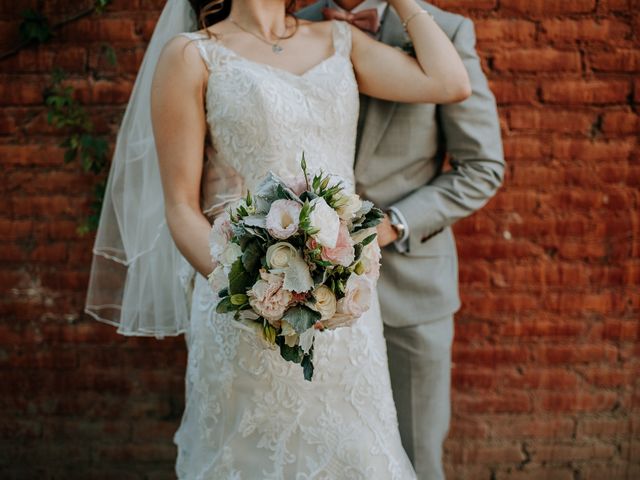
left=229, top=0, right=288, bottom=38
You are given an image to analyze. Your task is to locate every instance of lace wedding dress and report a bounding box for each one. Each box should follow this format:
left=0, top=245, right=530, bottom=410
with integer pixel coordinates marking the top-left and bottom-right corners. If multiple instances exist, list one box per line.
left=175, top=20, right=416, bottom=480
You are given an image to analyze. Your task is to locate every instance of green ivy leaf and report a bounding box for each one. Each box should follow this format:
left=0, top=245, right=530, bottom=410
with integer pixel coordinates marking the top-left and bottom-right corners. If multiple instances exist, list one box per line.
left=228, top=258, right=254, bottom=295
left=19, top=9, right=53, bottom=44
left=279, top=341, right=304, bottom=364
left=241, top=239, right=262, bottom=273
left=215, top=296, right=236, bottom=314
left=301, top=353, right=314, bottom=381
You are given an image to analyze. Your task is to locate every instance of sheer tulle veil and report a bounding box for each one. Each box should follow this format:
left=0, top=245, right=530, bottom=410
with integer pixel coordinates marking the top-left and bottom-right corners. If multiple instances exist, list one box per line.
left=84, top=0, right=198, bottom=337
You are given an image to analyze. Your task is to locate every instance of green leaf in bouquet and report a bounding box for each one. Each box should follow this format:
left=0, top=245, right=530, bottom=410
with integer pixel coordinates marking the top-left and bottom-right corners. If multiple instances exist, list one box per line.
left=299, top=190, right=318, bottom=203
left=217, top=287, right=229, bottom=298
left=216, top=297, right=236, bottom=314
left=279, top=255, right=314, bottom=293
left=245, top=190, right=252, bottom=207
left=353, top=243, right=363, bottom=262
left=241, top=239, right=263, bottom=273
left=301, top=351, right=314, bottom=382
left=263, top=322, right=277, bottom=345
left=319, top=176, right=331, bottom=191
left=242, top=215, right=267, bottom=229
left=230, top=294, right=248, bottom=306
left=282, top=305, right=321, bottom=334
left=353, top=261, right=365, bottom=275
left=360, top=233, right=378, bottom=247
left=228, top=258, right=254, bottom=295
left=278, top=338, right=304, bottom=363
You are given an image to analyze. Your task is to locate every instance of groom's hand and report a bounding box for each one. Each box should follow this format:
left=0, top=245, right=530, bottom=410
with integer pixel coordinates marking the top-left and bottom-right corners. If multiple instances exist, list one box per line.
left=377, top=213, right=399, bottom=248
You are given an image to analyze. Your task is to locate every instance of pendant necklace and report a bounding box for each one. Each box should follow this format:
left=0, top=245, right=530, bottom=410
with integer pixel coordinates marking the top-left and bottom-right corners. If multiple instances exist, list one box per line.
left=228, top=17, right=288, bottom=54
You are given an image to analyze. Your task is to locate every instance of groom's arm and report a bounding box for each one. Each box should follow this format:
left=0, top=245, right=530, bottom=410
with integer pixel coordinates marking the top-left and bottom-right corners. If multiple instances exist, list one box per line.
left=391, top=17, right=505, bottom=253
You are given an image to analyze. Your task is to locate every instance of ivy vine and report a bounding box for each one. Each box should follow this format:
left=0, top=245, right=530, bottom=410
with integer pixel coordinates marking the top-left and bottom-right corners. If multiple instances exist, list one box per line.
left=3, top=1, right=114, bottom=234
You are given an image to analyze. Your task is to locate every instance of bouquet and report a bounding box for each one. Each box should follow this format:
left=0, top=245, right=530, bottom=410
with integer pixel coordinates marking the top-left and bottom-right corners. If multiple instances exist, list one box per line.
left=208, top=154, right=384, bottom=381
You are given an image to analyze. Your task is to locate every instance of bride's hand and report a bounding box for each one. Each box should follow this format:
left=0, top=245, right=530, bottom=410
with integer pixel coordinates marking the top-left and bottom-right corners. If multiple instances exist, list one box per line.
left=350, top=0, right=471, bottom=104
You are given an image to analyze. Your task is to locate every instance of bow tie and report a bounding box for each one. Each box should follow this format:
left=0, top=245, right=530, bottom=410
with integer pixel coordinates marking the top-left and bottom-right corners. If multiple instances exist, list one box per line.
left=322, top=7, right=380, bottom=34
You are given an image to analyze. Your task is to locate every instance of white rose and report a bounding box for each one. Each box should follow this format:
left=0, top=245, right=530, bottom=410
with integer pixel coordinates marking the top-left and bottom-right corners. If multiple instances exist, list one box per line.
left=309, top=285, right=337, bottom=320
left=335, top=193, right=363, bottom=221
left=208, top=264, right=228, bottom=293
left=309, top=197, right=341, bottom=249
left=266, top=242, right=297, bottom=270
left=219, top=242, right=242, bottom=267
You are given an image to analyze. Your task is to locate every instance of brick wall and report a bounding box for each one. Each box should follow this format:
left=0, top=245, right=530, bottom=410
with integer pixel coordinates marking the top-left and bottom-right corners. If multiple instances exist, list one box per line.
left=1, top=0, right=638, bottom=479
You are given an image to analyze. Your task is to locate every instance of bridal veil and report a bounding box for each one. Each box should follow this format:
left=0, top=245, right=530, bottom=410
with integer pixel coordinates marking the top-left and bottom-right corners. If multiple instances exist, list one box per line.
left=85, top=0, right=206, bottom=337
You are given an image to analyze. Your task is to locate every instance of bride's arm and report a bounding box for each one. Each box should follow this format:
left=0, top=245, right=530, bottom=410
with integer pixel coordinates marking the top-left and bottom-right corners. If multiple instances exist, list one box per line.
left=351, top=0, right=471, bottom=104
left=151, top=35, right=214, bottom=278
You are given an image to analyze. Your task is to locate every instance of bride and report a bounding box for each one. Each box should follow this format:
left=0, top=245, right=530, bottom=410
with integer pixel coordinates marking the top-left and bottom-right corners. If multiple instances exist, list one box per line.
left=85, top=0, right=470, bottom=478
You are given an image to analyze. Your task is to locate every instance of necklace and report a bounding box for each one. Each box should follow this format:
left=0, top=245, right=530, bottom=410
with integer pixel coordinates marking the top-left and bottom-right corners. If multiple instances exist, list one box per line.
left=228, top=17, right=288, bottom=54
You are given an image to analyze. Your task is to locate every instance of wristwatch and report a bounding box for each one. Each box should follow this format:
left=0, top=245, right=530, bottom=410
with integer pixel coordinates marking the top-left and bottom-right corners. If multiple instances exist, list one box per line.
left=386, top=209, right=406, bottom=240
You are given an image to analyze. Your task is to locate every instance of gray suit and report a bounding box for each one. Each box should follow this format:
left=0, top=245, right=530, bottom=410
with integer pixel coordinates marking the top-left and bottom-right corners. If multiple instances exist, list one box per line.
left=298, top=2, right=505, bottom=478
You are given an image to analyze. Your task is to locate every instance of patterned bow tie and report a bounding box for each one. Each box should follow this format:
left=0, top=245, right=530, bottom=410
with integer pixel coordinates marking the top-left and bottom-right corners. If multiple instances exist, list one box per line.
left=322, top=7, right=380, bottom=34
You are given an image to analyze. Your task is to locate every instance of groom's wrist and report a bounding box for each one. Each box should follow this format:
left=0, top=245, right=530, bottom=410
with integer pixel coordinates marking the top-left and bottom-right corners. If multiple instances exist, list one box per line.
left=386, top=206, right=410, bottom=253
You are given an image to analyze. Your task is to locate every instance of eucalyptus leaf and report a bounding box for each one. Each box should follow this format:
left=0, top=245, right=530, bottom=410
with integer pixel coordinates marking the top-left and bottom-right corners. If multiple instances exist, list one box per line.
left=282, top=305, right=321, bottom=334
left=301, top=354, right=314, bottom=381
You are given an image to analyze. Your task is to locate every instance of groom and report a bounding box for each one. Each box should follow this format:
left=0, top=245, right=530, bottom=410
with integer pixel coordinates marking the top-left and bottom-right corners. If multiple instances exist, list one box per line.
left=298, top=1, right=504, bottom=478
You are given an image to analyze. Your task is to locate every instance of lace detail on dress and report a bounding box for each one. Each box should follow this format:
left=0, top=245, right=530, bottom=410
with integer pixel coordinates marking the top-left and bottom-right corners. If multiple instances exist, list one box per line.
left=174, top=20, right=415, bottom=480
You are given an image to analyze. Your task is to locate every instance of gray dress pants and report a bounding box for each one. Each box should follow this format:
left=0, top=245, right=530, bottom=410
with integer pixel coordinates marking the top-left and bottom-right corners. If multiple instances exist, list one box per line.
left=384, top=314, right=455, bottom=480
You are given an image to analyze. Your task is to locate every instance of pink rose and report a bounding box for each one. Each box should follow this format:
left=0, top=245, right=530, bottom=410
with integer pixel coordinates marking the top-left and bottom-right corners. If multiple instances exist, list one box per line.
left=283, top=174, right=309, bottom=197
left=247, top=270, right=293, bottom=325
left=321, top=223, right=355, bottom=267
left=266, top=199, right=302, bottom=240
left=322, top=275, right=372, bottom=329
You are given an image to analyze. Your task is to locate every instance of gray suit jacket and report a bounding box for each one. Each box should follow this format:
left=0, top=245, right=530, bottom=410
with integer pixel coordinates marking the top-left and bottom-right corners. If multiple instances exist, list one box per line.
left=297, top=1, right=505, bottom=326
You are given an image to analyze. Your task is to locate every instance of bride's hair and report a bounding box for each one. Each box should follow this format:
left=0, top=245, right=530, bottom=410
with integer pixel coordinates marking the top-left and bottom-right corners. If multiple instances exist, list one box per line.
left=188, top=0, right=298, bottom=29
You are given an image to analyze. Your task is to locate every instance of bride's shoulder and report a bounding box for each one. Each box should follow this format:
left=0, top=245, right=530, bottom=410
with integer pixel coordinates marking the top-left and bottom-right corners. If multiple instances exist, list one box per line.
left=154, top=33, right=209, bottom=86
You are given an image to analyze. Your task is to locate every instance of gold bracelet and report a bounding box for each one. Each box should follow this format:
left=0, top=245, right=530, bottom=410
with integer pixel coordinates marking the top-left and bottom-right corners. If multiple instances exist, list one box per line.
left=401, top=10, right=434, bottom=32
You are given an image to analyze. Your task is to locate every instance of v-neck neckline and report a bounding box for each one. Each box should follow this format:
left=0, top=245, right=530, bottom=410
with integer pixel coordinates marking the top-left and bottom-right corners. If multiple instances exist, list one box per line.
left=199, top=20, right=341, bottom=79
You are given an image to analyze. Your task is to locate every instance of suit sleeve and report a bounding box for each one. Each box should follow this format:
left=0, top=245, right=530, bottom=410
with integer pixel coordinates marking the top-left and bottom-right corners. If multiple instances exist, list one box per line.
left=390, top=18, right=505, bottom=252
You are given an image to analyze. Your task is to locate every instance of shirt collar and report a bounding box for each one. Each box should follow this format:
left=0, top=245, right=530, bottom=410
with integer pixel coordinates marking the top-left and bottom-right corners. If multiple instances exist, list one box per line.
left=326, top=0, right=388, bottom=19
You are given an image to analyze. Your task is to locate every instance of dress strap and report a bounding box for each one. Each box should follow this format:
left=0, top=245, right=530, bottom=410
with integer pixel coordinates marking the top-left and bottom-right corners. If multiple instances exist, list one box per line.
left=331, top=20, right=353, bottom=57
left=179, top=31, right=216, bottom=71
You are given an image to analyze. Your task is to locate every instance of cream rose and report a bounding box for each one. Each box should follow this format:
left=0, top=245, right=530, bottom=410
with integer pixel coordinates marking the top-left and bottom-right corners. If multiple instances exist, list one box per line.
left=247, top=270, right=292, bottom=325
left=335, top=193, right=363, bottom=221
left=266, top=199, right=302, bottom=239
left=219, top=242, right=242, bottom=268
left=309, top=197, right=340, bottom=249
left=309, top=285, right=337, bottom=320
left=266, top=242, right=297, bottom=270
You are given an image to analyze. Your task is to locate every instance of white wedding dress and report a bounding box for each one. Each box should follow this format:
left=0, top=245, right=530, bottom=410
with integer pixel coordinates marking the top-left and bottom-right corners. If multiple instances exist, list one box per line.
left=174, top=20, right=416, bottom=480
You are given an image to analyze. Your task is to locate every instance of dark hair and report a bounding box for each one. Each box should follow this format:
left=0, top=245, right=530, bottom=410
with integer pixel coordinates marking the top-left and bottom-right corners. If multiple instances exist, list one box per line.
left=187, top=0, right=298, bottom=29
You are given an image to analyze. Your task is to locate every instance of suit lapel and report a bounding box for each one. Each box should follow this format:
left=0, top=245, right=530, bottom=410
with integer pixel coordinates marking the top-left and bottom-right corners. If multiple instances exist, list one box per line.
left=355, top=6, right=406, bottom=173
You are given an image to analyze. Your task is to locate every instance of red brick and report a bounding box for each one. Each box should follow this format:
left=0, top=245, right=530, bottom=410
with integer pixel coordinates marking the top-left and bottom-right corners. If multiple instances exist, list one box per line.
left=542, top=80, right=631, bottom=105
left=494, top=49, right=582, bottom=73
left=474, top=19, right=536, bottom=43
left=589, top=49, right=640, bottom=72
left=529, top=442, right=617, bottom=462
left=537, top=391, right=619, bottom=412
left=577, top=416, right=631, bottom=438
left=489, top=416, right=575, bottom=439
left=491, top=80, right=538, bottom=105
left=495, top=468, right=574, bottom=480
left=541, top=18, right=631, bottom=42
left=601, top=110, right=640, bottom=134
left=508, top=107, right=595, bottom=134
left=501, top=0, right=596, bottom=15
left=503, top=368, right=580, bottom=389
